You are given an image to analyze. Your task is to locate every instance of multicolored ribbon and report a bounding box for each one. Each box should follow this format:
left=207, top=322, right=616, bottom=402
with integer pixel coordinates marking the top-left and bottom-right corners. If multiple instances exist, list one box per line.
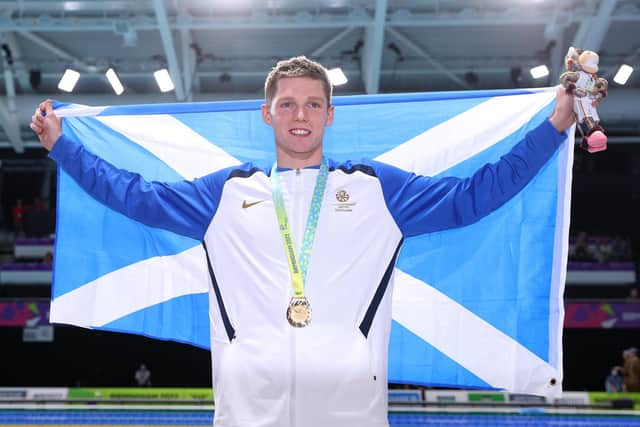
left=270, top=159, right=329, bottom=298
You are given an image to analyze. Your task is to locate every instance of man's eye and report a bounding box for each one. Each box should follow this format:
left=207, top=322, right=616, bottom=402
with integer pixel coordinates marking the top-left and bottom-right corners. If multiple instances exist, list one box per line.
left=280, top=102, right=292, bottom=109
left=309, top=102, right=321, bottom=109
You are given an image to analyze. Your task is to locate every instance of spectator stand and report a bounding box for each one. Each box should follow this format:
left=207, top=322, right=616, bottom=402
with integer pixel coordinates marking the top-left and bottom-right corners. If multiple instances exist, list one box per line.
left=0, top=236, right=54, bottom=297
left=567, top=233, right=637, bottom=286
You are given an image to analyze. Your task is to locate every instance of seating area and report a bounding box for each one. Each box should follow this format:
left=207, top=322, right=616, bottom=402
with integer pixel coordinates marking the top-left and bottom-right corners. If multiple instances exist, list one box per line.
left=13, top=237, right=54, bottom=259
left=567, top=233, right=637, bottom=285
left=0, top=237, right=53, bottom=284
left=0, top=262, right=52, bottom=285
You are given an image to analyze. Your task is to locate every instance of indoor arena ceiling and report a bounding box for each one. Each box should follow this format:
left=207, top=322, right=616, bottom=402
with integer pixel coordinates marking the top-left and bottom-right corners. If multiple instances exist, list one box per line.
left=0, top=0, right=639, bottom=152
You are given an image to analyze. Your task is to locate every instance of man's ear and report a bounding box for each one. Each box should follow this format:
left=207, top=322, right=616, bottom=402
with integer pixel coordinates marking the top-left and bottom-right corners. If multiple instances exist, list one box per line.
left=325, top=104, right=335, bottom=126
left=261, top=104, right=272, bottom=125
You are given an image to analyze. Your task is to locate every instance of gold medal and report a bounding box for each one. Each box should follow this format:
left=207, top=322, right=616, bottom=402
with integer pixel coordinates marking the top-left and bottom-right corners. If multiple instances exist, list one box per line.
left=271, top=160, right=328, bottom=330
left=286, top=297, right=312, bottom=328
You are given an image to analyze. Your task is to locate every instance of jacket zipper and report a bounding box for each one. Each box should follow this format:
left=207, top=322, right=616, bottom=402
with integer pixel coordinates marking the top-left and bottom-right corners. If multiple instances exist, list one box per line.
left=290, top=328, right=297, bottom=427
left=289, top=168, right=303, bottom=427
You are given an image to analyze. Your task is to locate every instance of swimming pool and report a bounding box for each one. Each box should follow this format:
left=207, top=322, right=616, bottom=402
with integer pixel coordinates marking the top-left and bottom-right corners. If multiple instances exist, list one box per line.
left=2, top=407, right=640, bottom=426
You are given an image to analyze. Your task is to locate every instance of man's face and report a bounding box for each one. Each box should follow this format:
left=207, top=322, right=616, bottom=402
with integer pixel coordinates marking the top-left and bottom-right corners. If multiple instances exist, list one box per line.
left=261, top=77, right=334, bottom=165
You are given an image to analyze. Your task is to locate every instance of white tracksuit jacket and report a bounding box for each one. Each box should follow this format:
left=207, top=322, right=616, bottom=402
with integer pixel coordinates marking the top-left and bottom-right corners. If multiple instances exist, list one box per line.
left=50, top=119, right=565, bottom=427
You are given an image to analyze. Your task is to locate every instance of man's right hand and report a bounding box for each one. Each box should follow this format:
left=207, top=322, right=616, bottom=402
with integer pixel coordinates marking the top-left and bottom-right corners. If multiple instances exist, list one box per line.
left=548, top=86, right=576, bottom=133
left=30, top=99, right=62, bottom=151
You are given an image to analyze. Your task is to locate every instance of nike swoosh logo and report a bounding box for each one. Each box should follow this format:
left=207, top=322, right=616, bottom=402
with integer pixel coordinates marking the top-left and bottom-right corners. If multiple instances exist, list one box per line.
left=242, top=200, right=266, bottom=209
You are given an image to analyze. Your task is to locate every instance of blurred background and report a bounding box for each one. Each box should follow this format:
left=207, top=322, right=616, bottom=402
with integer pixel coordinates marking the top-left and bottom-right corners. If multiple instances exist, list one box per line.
left=0, top=0, right=639, bottom=395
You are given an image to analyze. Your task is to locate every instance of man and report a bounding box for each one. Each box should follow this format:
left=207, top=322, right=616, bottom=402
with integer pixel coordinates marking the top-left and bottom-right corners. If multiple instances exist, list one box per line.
left=32, top=56, right=575, bottom=427
left=134, top=363, right=152, bottom=387
left=605, top=366, right=624, bottom=393
left=623, top=347, right=640, bottom=392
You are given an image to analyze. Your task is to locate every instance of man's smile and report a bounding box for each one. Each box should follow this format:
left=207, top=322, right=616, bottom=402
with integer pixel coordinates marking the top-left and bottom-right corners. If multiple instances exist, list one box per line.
left=290, top=128, right=311, bottom=136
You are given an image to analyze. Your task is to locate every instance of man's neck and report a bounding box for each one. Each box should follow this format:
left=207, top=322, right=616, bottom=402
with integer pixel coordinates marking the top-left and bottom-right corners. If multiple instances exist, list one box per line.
left=276, top=151, right=323, bottom=169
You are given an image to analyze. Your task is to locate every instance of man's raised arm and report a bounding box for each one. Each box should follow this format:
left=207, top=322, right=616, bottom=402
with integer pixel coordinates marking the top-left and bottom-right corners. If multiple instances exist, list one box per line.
left=30, top=100, right=227, bottom=241
left=368, top=87, right=576, bottom=237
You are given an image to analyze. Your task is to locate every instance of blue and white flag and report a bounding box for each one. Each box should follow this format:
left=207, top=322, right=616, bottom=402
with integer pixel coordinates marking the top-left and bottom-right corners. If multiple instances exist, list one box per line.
left=50, top=87, right=572, bottom=397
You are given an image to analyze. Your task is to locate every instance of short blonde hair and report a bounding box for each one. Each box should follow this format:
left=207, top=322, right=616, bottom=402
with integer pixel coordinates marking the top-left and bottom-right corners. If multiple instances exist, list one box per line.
left=264, top=56, right=332, bottom=106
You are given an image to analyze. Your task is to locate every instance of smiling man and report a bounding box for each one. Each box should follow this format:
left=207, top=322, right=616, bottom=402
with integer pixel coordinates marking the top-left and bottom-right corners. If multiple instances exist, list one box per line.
left=31, top=56, right=575, bottom=427
left=262, top=73, right=334, bottom=169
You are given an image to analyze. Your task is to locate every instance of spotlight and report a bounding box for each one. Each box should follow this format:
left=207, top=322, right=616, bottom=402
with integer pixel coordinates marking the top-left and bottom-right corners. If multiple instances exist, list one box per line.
left=530, top=65, right=549, bottom=79
left=105, top=68, right=124, bottom=95
left=613, top=64, right=633, bottom=85
left=153, top=68, right=174, bottom=92
left=58, top=68, right=80, bottom=92
left=327, top=68, right=348, bottom=86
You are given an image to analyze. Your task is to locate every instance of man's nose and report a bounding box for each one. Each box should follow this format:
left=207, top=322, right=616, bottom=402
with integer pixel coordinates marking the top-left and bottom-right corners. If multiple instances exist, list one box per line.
left=295, top=106, right=307, bottom=121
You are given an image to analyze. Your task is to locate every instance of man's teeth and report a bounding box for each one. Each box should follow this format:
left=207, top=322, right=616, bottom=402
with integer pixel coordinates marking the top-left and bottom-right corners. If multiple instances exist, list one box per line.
left=291, top=129, right=310, bottom=135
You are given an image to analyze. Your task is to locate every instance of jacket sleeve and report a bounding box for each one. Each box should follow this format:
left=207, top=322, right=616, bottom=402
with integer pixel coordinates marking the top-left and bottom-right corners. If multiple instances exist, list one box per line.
left=49, top=134, right=231, bottom=241
left=371, top=118, right=567, bottom=237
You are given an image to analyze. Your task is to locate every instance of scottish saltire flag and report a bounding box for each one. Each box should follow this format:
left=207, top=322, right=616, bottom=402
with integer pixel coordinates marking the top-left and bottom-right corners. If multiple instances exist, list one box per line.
left=50, top=87, right=572, bottom=397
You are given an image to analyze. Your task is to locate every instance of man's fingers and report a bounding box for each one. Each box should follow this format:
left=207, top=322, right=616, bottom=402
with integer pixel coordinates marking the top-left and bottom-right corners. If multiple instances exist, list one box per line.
left=30, top=122, right=43, bottom=135
left=31, top=112, right=44, bottom=125
left=38, top=99, right=53, bottom=115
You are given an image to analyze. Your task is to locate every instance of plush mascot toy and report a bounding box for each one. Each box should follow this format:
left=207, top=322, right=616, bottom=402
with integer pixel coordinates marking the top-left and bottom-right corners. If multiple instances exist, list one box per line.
left=559, top=47, right=609, bottom=153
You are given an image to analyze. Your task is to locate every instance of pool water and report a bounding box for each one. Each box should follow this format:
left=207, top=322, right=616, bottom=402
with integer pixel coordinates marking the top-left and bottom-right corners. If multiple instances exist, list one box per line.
left=1, top=409, right=640, bottom=426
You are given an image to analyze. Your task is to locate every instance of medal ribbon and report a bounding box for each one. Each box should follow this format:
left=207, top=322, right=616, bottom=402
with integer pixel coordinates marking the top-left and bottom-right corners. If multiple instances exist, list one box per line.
left=271, top=158, right=329, bottom=299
